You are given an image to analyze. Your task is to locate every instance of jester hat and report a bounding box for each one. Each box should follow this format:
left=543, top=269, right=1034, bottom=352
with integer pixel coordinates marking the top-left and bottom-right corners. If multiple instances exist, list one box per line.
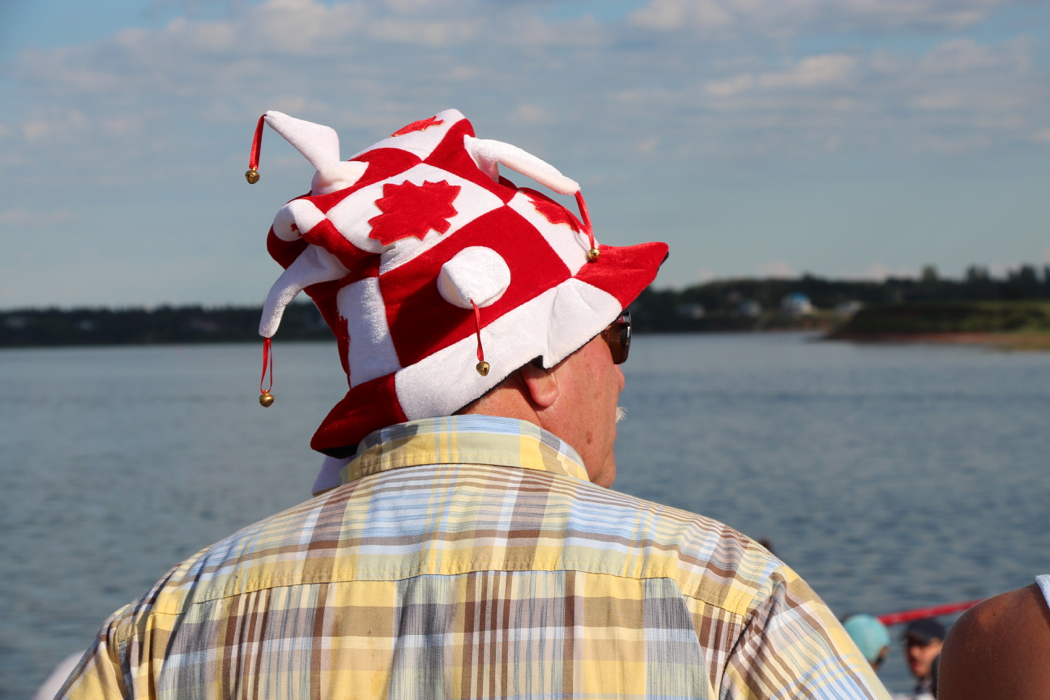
left=248, top=109, right=667, bottom=456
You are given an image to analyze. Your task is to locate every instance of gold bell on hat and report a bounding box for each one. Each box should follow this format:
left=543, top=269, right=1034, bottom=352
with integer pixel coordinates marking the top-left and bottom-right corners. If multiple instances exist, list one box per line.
left=469, top=300, right=491, bottom=377
left=258, top=338, right=275, bottom=406
left=587, top=247, right=600, bottom=262
left=245, top=114, right=266, bottom=184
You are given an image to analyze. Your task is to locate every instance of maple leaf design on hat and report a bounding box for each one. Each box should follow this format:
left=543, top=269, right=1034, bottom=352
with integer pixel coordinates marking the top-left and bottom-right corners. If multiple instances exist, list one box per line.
left=391, top=116, right=444, bottom=137
left=367, top=180, right=462, bottom=246
left=523, top=188, right=583, bottom=232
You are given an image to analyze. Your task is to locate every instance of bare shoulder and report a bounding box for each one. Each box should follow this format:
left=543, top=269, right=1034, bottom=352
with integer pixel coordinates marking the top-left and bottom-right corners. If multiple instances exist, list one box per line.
left=938, top=583, right=1050, bottom=700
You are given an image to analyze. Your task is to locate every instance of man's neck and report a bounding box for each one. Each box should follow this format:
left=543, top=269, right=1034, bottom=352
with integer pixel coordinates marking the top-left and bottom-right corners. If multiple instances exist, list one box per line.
left=458, top=373, right=544, bottom=427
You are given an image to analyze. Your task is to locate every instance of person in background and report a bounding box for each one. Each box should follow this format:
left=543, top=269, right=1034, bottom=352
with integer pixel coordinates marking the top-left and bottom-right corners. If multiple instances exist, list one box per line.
left=901, top=618, right=945, bottom=700
left=56, top=109, right=889, bottom=699
left=937, top=575, right=1050, bottom=700
left=843, top=614, right=891, bottom=671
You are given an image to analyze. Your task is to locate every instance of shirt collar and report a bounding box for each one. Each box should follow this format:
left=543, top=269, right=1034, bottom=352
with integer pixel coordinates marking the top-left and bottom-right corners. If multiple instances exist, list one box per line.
left=335, top=415, right=590, bottom=487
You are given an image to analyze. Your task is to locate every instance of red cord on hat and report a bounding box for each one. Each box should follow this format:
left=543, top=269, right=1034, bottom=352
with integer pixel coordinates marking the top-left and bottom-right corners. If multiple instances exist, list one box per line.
left=472, top=301, right=489, bottom=376
left=259, top=337, right=274, bottom=406
left=245, top=114, right=266, bottom=184
left=575, top=191, right=599, bottom=262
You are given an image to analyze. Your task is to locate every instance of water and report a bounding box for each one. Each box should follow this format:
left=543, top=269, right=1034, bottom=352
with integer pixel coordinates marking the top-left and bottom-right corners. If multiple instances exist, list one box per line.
left=2, top=334, right=1048, bottom=697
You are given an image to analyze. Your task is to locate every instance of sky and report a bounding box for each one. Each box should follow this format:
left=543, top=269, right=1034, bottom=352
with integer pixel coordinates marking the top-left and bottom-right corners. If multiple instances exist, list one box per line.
left=1, top=0, right=1049, bottom=308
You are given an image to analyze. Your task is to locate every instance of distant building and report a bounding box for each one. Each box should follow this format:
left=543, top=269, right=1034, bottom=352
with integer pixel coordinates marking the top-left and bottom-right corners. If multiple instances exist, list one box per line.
left=780, top=293, right=814, bottom=317
left=738, top=300, right=762, bottom=318
left=834, top=300, right=864, bottom=316
left=676, top=303, right=706, bottom=319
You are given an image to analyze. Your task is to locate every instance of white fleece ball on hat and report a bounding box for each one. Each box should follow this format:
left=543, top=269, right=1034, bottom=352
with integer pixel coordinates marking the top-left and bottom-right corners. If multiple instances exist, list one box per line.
left=437, top=246, right=511, bottom=309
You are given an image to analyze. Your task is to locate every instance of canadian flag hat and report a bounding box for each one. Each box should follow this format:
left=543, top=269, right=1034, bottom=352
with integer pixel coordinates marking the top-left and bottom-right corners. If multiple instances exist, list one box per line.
left=248, top=109, right=667, bottom=457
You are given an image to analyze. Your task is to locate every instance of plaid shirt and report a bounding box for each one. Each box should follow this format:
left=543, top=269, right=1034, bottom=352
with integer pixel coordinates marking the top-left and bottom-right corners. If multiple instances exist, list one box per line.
left=61, top=416, right=888, bottom=699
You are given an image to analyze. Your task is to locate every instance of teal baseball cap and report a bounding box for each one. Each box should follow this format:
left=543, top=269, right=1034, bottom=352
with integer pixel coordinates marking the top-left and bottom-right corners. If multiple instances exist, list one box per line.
left=843, top=614, right=891, bottom=664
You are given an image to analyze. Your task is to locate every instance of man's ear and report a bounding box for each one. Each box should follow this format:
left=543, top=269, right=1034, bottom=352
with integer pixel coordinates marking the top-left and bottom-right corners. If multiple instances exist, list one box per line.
left=519, top=361, right=559, bottom=409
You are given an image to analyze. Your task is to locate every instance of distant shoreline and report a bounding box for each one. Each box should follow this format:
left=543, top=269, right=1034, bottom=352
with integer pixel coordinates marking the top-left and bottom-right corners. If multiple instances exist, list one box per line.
left=825, top=301, right=1050, bottom=351
left=4, top=295, right=1049, bottom=351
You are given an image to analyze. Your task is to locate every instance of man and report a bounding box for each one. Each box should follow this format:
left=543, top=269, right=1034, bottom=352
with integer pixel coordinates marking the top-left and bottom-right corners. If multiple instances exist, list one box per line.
left=938, top=576, right=1050, bottom=699
left=59, top=110, right=887, bottom=699
left=901, top=619, right=945, bottom=700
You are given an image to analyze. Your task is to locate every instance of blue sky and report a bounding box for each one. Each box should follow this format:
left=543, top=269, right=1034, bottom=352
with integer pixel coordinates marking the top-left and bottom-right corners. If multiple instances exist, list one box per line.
left=2, top=0, right=1049, bottom=307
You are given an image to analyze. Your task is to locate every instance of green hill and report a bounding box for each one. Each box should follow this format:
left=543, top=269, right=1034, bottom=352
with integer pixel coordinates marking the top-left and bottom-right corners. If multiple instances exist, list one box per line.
left=832, top=301, right=1050, bottom=336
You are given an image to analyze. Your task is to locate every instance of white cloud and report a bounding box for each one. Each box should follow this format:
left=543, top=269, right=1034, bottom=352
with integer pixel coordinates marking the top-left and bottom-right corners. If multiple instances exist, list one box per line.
left=368, top=16, right=480, bottom=46
left=696, top=267, right=717, bottom=283
left=1031, top=128, right=1050, bottom=145
left=512, top=103, right=553, bottom=125
left=704, top=74, right=753, bottom=97
left=102, top=115, right=145, bottom=138
left=758, top=54, right=857, bottom=89
left=914, top=133, right=992, bottom=154
left=920, top=36, right=1025, bottom=73
left=757, top=260, right=795, bottom=278
left=634, top=136, right=660, bottom=154
left=912, top=90, right=967, bottom=110
left=246, top=0, right=370, bottom=51
left=987, top=261, right=1009, bottom=277
left=387, top=0, right=443, bottom=12
left=836, top=0, right=1000, bottom=30
left=630, top=0, right=733, bottom=31
left=986, top=259, right=1049, bottom=278
left=629, top=0, right=1017, bottom=36
left=843, top=262, right=916, bottom=281
left=20, top=110, right=88, bottom=144
left=0, top=209, right=74, bottom=227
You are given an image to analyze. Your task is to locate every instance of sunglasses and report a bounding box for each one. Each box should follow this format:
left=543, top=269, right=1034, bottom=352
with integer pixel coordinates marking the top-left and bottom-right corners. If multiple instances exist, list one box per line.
left=600, top=311, right=631, bottom=365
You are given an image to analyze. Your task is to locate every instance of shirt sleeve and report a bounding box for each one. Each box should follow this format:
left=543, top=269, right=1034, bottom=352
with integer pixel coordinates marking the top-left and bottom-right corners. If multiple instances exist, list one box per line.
left=719, top=567, right=891, bottom=700
left=57, top=612, right=131, bottom=700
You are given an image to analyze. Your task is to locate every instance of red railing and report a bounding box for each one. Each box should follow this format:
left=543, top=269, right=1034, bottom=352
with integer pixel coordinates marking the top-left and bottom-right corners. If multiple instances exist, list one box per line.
left=877, top=599, right=984, bottom=626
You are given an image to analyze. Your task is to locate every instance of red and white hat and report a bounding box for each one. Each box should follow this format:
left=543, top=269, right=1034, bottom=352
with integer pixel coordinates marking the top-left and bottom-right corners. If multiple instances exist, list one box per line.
left=247, top=109, right=667, bottom=456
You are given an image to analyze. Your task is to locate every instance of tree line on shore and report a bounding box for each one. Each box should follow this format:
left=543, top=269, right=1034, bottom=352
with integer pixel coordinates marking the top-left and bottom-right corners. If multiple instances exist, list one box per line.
left=631, top=264, right=1050, bottom=333
left=2, top=265, right=1050, bottom=347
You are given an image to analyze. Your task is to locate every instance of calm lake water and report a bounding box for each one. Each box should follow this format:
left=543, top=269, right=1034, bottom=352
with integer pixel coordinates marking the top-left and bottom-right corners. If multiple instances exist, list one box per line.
left=2, top=333, right=1048, bottom=697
